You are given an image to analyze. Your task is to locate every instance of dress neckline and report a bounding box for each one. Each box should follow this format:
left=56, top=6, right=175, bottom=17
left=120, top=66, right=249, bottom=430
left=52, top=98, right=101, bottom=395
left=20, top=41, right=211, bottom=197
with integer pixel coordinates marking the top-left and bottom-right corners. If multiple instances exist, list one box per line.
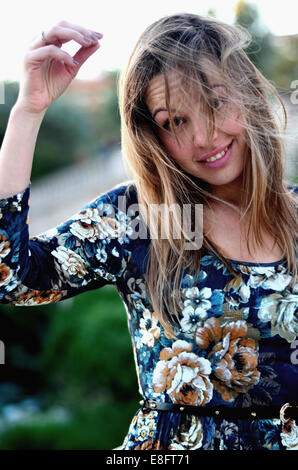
left=201, top=246, right=287, bottom=267
left=223, top=256, right=287, bottom=267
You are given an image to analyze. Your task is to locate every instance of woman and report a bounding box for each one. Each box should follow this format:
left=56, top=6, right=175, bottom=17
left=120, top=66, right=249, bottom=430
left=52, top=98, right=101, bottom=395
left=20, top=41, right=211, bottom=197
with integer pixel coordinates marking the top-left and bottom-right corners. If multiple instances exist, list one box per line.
left=0, top=14, right=297, bottom=451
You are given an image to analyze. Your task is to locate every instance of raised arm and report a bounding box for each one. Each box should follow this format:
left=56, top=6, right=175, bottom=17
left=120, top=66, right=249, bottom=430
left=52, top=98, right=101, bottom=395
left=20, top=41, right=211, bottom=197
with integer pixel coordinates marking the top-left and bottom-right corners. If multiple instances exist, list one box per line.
left=0, top=20, right=102, bottom=198
left=0, top=21, right=135, bottom=307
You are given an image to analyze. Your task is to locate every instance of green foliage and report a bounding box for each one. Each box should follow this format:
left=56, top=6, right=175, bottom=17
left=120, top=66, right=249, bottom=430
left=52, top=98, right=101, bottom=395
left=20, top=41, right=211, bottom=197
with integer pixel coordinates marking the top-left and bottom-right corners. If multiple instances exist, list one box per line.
left=233, top=1, right=298, bottom=91
left=0, top=286, right=139, bottom=449
left=234, top=1, right=279, bottom=81
left=0, top=77, right=121, bottom=182
left=32, top=99, right=94, bottom=179
left=38, top=285, right=138, bottom=401
left=0, top=399, right=137, bottom=449
left=270, top=37, right=298, bottom=91
left=92, top=71, right=121, bottom=149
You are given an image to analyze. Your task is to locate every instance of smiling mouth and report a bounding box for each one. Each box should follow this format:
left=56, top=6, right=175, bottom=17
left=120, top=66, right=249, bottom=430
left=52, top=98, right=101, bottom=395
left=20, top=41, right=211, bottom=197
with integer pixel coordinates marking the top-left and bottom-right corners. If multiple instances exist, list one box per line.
left=199, top=140, right=233, bottom=163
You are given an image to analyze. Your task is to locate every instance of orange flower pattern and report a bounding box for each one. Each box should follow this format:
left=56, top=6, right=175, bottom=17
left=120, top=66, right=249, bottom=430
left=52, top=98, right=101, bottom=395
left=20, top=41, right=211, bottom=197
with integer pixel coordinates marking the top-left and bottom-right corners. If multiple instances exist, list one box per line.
left=0, top=181, right=297, bottom=450
left=153, top=340, right=213, bottom=405
left=195, top=318, right=260, bottom=402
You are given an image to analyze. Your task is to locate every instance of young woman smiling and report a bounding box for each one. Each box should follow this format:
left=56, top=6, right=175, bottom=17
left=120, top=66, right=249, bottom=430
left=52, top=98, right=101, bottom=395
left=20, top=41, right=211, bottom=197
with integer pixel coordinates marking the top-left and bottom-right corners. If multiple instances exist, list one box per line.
left=0, top=14, right=297, bottom=451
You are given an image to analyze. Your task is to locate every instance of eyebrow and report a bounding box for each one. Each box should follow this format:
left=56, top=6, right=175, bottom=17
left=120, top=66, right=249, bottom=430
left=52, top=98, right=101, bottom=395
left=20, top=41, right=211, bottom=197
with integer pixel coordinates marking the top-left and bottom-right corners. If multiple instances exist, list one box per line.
left=153, top=108, right=176, bottom=119
left=152, top=84, right=226, bottom=118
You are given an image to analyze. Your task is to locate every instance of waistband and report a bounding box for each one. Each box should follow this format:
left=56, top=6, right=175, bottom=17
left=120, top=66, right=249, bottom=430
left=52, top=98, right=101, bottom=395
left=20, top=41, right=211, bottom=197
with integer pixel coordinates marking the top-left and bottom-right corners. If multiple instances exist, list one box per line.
left=140, top=399, right=298, bottom=423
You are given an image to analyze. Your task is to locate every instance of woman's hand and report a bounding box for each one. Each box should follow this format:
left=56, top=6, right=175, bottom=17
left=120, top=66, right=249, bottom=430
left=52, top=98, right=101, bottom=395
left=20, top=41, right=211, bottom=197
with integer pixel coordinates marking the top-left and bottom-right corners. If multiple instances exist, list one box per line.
left=15, top=20, right=103, bottom=115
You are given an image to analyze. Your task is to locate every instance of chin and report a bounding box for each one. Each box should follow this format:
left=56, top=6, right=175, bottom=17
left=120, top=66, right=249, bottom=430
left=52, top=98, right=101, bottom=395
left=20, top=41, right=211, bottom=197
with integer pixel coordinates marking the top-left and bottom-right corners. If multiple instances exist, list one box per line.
left=201, top=169, right=244, bottom=187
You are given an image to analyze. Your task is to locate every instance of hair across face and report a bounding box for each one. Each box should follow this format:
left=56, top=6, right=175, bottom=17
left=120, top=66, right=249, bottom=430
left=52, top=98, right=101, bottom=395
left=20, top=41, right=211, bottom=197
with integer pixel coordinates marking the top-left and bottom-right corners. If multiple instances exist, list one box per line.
left=118, top=13, right=297, bottom=338
left=145, top=69, right=248, bottom=189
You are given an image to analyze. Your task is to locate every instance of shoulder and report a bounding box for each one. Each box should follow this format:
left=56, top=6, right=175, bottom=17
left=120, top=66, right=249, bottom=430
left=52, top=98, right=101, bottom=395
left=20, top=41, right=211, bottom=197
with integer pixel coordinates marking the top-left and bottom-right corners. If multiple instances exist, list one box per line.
left=109, top=179, right=138, bottom=203
left=84, top=180, right=138, bottom=220
left=105, top=179, right=137, bottom=199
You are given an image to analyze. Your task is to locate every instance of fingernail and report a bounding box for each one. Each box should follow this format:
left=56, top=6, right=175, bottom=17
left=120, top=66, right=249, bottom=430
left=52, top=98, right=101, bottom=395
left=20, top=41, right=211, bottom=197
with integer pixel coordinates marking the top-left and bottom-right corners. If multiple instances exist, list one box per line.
left=73, top=59, right=80, bottom=65
left=94, top=32, right=103, bottom=38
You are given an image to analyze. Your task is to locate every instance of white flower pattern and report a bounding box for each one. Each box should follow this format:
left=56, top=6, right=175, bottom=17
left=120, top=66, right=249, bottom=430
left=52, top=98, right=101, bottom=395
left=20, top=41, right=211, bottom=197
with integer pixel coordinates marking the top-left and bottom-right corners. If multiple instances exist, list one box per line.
left=0, top=180, right=297, bottom=450
left=180, top=287, right=212, bottom=336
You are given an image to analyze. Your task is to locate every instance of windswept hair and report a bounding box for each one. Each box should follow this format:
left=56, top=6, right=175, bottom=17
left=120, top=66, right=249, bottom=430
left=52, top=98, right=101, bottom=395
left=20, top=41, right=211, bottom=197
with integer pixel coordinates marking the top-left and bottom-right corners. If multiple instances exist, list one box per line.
left=118, top=13, right=297, bottom=338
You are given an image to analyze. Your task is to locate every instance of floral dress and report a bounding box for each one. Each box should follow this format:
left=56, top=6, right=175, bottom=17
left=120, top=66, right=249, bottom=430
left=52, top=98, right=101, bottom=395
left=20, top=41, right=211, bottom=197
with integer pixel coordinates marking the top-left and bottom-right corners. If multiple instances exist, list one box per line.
left=0, top=180, right=297, bottom=451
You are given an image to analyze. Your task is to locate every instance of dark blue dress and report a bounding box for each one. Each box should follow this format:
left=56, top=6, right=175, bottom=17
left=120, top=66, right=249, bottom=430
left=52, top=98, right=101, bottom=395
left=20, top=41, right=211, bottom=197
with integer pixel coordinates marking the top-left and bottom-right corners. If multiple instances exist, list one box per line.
left=0, top=181, right=297, bottom=450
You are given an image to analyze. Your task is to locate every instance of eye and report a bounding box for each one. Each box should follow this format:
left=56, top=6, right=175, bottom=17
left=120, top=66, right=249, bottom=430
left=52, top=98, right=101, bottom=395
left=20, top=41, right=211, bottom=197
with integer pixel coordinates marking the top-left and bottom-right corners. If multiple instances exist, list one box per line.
left=212, top=98, right=227, bottom=110
left=162, top=117, right=184, bottom=131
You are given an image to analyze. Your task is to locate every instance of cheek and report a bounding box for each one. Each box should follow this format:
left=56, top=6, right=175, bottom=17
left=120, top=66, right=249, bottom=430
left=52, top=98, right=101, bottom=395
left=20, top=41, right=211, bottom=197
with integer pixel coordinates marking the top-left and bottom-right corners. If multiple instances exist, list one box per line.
left=158, top=131, right=187, bottom=157
left=219, top=110, right=246, bottom=136
left=161, top=136, right=189, bottom=163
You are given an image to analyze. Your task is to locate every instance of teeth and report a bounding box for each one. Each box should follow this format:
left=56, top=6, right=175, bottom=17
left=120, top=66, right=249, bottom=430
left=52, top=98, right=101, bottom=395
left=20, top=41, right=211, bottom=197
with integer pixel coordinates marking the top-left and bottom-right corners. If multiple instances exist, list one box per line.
left=203, top=145, right=229, bottom=163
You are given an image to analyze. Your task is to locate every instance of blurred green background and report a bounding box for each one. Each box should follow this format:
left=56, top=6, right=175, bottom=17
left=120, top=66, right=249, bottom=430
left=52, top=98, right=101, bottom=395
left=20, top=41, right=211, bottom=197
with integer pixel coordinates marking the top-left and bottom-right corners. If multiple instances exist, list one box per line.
left=0, top=287, right=139, bottom=449
left=0, top=1, right=297, bottom=450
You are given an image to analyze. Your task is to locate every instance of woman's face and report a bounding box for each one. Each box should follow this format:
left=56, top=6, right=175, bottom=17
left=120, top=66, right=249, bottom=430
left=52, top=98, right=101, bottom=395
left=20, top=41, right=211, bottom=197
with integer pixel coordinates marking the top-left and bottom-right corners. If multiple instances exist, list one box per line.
left=145, top=71, right=247, bottom=188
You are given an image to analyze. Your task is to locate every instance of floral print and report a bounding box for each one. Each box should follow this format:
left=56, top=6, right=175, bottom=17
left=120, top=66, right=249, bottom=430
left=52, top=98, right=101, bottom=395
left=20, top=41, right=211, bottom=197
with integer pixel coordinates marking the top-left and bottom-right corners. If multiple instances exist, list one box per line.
left=135, top=438, right=164, bottom=450
left=180, top=287, right=211, bottom=336
left=280, top=420, right=298, bottom=450
left=258, top=288, right=298, bottom=343
left=195, top=318, right=260, bottom=402
left=139, top=310, right=161, bottom=347
left=0, top=181, right=297, bottom=451
left=52, top=246, right=89, bottom=280
left=153, top=340, right=213, bottom=405
left=169, top=415, right=203, bottom=450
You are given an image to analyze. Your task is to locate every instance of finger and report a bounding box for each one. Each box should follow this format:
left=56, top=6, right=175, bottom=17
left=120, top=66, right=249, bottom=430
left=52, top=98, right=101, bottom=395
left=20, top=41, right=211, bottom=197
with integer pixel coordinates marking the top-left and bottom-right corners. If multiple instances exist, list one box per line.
left=72, top=41, right=101, bottom=67
left=25, top=44, right=78, bottom=68
left=29, top=22, right=103, bottom=51
left=55, top=20, right=103, bottom=41
left=30, top=27, right=100, bottom=52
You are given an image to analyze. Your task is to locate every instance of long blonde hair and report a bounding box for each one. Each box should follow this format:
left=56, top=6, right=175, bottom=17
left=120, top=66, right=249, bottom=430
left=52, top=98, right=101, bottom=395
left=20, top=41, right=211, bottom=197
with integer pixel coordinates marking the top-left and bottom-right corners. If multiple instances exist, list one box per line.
left=118, top=13, right=297, bottom=339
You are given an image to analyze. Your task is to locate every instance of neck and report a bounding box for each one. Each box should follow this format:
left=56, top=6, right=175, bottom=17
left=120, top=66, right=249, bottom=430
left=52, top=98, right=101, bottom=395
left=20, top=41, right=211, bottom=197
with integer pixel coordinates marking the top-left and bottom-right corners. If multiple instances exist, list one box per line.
left=209, top=177, right=245, bottom=208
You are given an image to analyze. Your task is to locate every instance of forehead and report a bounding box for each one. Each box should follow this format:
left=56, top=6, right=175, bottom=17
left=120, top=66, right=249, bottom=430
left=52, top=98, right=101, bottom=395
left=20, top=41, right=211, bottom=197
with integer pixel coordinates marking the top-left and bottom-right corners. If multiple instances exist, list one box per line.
left=145, top=73, right=183, bottom=112
left=145, top=67, right=224, bottom=115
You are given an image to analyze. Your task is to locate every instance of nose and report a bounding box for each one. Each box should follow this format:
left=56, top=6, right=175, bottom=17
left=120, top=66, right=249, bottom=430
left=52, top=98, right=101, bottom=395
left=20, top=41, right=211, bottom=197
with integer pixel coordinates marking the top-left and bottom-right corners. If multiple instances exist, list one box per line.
left=192, top=115, right=219, bottom=148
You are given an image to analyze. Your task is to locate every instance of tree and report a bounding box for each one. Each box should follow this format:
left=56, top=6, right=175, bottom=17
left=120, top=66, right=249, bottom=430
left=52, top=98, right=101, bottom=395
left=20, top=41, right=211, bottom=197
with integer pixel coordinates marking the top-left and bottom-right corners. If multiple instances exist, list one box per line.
left=233, top=0, right=278, bottom=81
left=92, top=71, right=121, bottom=151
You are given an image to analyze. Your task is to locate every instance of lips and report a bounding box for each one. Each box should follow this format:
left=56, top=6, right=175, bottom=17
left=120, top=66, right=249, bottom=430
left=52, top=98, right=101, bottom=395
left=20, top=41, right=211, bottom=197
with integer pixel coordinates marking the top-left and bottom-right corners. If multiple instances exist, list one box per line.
left=200, top=139, right=234, bottom=169
left=198, top=140, right=233, bottom=162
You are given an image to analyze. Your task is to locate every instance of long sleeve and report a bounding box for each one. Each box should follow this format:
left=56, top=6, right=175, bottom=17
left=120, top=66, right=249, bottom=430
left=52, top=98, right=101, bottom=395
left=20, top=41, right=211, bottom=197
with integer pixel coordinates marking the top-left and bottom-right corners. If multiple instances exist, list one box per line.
left=0, top=182, right=133, bottom=306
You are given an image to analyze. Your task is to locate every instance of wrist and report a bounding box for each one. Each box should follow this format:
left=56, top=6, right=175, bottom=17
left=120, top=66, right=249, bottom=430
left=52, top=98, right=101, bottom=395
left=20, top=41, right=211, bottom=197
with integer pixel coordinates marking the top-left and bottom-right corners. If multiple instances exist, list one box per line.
left=11, top=101, right=47, bottom=122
